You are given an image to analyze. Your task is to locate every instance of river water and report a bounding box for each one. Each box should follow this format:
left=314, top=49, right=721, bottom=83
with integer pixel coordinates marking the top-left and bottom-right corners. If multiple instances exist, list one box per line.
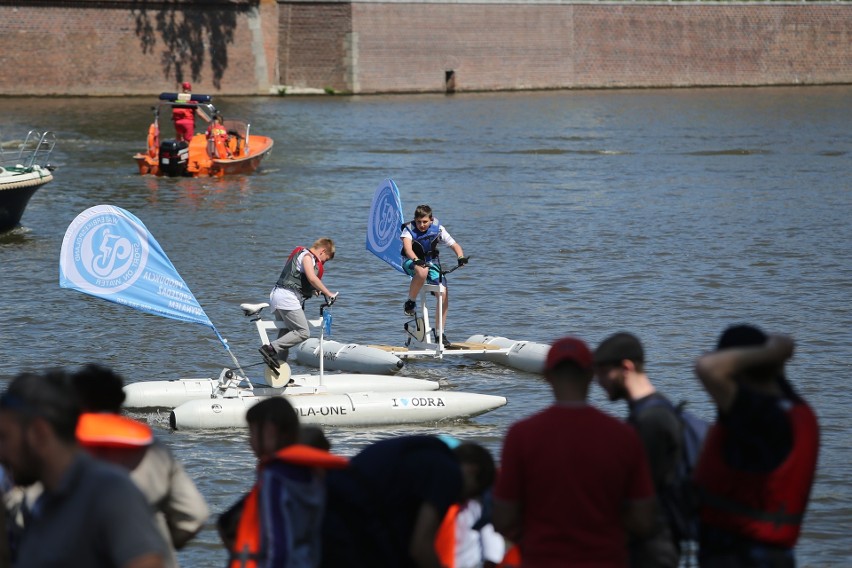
left=1, top=86, right=849, bottom=566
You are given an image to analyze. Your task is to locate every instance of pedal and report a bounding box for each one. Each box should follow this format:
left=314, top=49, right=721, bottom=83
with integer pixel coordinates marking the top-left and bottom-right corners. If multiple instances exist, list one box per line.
left=258, top=346, right=280, bottom=376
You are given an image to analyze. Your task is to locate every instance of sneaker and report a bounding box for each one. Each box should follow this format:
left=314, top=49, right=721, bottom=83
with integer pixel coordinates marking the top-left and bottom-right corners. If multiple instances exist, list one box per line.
left=404, top=299, right=416, bottom=316
left=441, top=334, right=452, bottom=348
left=259, top=344, right=279, bottom=373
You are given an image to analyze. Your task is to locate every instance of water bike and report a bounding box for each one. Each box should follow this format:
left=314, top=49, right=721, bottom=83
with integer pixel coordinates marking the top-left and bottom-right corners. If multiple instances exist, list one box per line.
left=125, top=298, right=507, bottom=429
left=374, top=257, right=551, bottom=374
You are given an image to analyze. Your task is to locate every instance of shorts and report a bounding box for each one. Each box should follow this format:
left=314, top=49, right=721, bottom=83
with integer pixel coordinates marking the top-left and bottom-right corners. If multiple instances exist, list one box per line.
left=402, top=259, right=443, bottom=285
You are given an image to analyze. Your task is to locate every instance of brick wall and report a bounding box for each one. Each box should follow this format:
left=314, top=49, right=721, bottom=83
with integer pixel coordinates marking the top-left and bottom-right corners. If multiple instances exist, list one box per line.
left=0, top=1, right=849, bottom=96
left=327, top=2, right=851, bottom=93
left=0, top=0, right=280, bottom=96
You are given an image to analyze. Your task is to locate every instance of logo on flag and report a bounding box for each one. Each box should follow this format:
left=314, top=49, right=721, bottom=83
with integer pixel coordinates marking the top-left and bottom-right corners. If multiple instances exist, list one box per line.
left=366, top=179, right=405, bottom=274
left=62, top=207, right=149, bottom=295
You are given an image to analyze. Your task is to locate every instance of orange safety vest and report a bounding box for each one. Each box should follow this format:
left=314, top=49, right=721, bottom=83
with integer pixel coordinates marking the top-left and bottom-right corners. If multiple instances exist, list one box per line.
left=498, top=545, right=522, bottom=568
left=229, top=444, right=349, bottom=568
left=435, top=503, right=460, bottom=567
left=76, top=413, right=154, bottom=448
left=694, top=401, right=819, bottom=547
left=207, top=124, right=230, bottom=158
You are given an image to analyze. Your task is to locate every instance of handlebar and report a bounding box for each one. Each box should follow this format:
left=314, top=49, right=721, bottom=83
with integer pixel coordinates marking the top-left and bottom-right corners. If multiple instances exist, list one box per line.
left=427, top=255, right=471, bottom=276
left=320, top=293, right=338, bottom=314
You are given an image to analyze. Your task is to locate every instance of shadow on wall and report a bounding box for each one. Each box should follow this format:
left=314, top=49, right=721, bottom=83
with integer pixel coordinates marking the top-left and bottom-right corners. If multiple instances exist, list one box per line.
left=130, top=0, right=257, bottom=89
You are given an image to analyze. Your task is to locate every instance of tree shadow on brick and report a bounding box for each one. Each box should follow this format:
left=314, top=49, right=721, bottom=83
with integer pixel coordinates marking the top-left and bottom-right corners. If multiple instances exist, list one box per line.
left=130, top=0, right=257, bottom=90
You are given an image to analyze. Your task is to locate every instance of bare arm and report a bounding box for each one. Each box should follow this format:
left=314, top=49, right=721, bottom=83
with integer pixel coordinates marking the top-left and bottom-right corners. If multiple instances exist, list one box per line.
left=450, top=242, right=464, bottom=260
left=302, top=254, right=335, bottom=298
left=408, top=502, right=446, bottom=568
left=491, top=497, right=522, bottom=542
left=694, top=334, right=794, bottom=413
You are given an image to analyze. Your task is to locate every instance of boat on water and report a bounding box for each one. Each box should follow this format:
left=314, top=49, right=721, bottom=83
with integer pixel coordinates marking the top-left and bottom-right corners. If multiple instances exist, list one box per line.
left=0, top=131, right=56, bottom=232
left=132, top=93, right=273, bottom=178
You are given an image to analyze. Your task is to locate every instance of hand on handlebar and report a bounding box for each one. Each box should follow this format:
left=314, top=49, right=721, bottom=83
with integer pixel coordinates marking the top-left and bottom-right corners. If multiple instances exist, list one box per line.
left=457, top=256, right=469, bottom=267
left=323, top=292, right=339, bottom=306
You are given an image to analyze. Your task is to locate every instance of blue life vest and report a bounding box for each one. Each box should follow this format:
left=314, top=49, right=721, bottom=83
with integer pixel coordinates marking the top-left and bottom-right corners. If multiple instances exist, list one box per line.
left=401, top=219, right=442, bottom=262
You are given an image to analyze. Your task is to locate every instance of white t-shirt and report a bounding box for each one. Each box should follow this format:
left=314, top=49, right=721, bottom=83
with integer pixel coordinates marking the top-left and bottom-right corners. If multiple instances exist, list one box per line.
left=269, top=250, right=310, bottom=311
left=453, top=500, right=506, bottom=568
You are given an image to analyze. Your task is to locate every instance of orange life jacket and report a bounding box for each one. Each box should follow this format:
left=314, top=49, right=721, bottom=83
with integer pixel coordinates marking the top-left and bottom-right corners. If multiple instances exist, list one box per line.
left=435, top=503, right=460, bottom=567
left=694, top=401, right=819, bottom=547
left=229, top=444, right=349, bottom=568
left=76, top=413, right=154, bottom=448
left=207, top=124, right=230, bottom=158
left=498, top=544, right=522, bottom=568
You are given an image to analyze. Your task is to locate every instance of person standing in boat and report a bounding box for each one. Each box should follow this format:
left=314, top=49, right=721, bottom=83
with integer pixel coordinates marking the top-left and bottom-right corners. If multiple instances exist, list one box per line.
left=259, top=238, right=338, bottom=368
left=171, top=82, right=196, bottom=143
left=400, top=204, right=467, bottom=348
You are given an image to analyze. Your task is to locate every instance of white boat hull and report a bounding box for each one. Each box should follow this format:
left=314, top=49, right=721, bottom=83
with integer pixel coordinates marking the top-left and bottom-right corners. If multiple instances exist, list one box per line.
left=464, top=335, right=549, bottom=374
left=169, top=390, right=508, bottom=429
left=123, top=373, right=438, bottom=409
left=294, top=338, right=405, bottom=375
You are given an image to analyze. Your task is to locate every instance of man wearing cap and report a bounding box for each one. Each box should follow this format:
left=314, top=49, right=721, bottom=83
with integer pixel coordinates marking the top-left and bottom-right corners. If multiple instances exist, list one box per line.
left=493, top=336, right=656, bottom=567
left=172, top=82, right=196, bottom=142
left=692, top=325, right=819, bottom=567
left=594, top=332, right=683, bottom=568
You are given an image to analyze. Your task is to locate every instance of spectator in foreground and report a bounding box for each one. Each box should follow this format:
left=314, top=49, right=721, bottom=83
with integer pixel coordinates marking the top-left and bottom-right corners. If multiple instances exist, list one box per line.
left=71, top=364, right=209, bottom=568
left=594, top=332, right=687, bottom=567
left=219, top=398, right=348, bottom=568
left=492, top=336, right=656, bottom=567
left=693, top=325, right=819, bottom=568
left=321, top=435, right=492, bottom=568
left=0, top=369, right=168, bottom=568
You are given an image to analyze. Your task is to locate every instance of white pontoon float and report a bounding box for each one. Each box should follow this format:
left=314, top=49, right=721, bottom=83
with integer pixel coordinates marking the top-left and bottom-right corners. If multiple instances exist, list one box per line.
left=169, top=389, right=507, bottom=429
left=130, top=301, right=507, bottom=429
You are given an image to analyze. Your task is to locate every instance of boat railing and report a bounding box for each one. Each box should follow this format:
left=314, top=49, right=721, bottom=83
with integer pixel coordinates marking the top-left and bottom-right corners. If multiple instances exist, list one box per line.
left=0, top=130, right=56, bottom=169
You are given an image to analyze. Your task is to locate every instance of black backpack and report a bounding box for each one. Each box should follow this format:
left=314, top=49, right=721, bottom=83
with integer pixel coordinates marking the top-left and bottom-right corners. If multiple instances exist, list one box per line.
left=632, top=396, right=710, bottom=543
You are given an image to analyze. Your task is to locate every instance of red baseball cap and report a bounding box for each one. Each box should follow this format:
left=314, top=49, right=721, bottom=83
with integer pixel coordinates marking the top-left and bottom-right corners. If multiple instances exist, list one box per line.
left=545, top=337, right=594, bottom=374
left=181, top=82, right=192, bottom=90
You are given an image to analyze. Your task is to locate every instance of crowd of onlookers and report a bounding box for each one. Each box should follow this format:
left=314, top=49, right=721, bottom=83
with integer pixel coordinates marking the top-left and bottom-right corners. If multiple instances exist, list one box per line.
left=0, top=323, right=819, bottom=568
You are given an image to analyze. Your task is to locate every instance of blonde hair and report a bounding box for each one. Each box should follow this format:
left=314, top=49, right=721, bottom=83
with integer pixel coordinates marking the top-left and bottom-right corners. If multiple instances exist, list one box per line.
left=313, top=237, right=335, bottom=260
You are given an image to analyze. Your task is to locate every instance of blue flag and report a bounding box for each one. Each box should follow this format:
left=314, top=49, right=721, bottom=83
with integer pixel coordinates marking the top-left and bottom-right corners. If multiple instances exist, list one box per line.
left=366, top=178, right=405, bottom=274
left=59, top=205, right=230, bottom=351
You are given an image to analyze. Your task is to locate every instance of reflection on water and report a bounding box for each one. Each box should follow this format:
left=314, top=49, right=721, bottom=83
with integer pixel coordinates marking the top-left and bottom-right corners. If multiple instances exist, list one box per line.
left=1, top=86, right=850, bottom=566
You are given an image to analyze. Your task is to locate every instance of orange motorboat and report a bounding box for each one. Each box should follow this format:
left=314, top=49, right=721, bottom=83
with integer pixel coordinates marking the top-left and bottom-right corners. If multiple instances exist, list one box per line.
left=133, top=93, right=274, bottom=178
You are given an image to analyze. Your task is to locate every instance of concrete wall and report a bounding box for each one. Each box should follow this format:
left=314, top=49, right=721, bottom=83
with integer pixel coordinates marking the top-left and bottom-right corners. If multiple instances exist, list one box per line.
left=0, top=0, right=849, bottom=96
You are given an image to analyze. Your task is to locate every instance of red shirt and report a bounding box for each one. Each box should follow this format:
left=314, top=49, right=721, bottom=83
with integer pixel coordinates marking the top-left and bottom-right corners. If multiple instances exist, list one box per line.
left=495, top=404, right=654, bottom=568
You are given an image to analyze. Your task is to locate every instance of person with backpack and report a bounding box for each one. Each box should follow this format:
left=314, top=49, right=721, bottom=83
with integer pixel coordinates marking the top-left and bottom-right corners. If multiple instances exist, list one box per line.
left=594, top=332, right=709, bottom=567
